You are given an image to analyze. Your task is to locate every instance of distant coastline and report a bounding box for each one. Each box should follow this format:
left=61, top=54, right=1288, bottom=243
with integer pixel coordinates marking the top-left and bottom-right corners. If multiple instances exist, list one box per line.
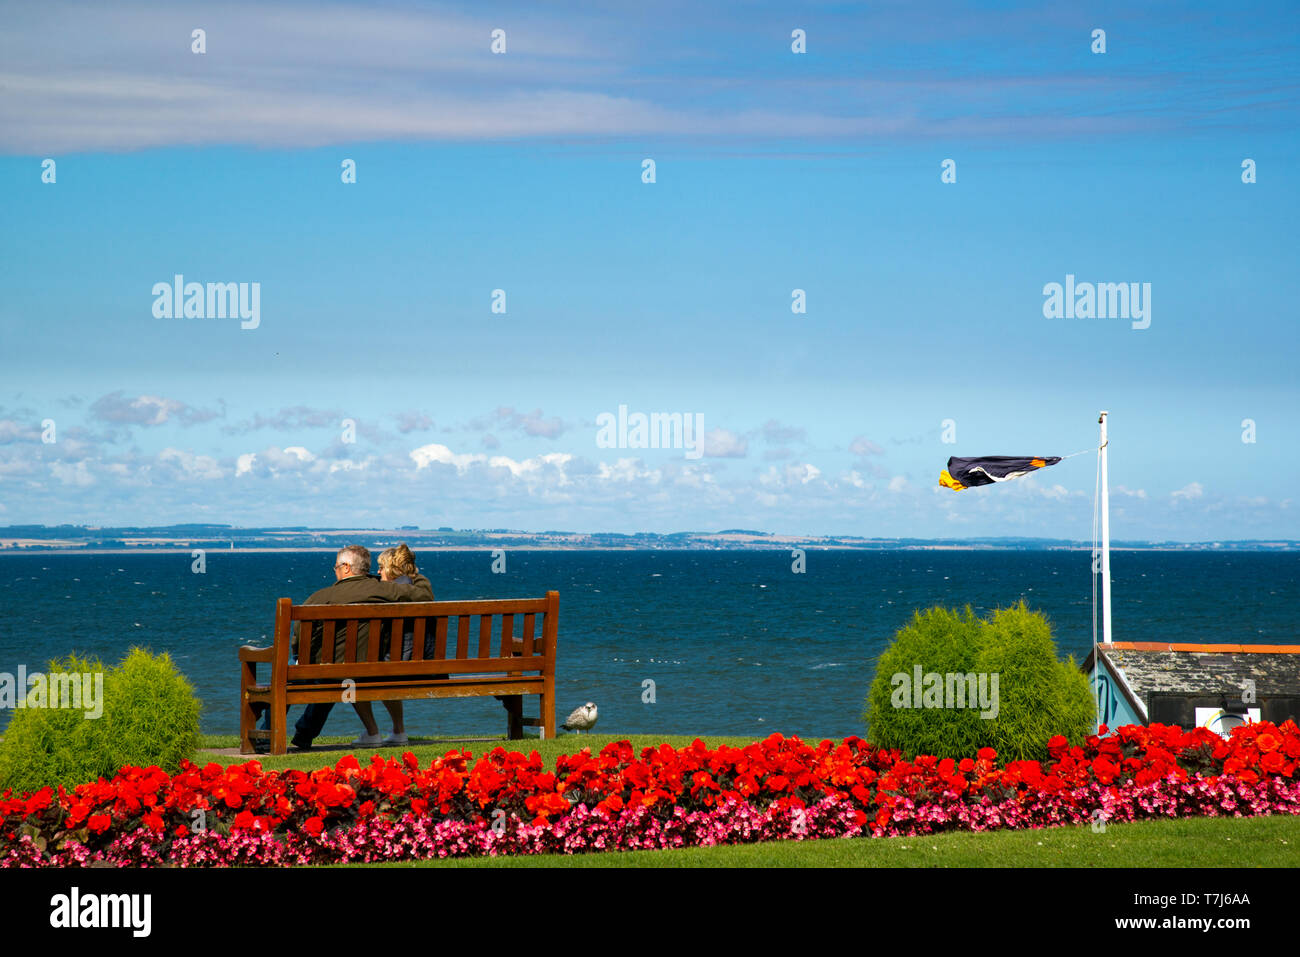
left=0, top=525, right=1295, bottom=553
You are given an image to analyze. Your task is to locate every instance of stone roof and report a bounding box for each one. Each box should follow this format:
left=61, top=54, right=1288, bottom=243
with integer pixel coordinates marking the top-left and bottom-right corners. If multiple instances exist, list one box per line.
left=1083, top=642, right=1300, bottom=699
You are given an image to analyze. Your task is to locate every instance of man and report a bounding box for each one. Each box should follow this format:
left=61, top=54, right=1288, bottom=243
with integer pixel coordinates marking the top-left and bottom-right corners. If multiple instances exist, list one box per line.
left=289, top=545, right=434, bottom=750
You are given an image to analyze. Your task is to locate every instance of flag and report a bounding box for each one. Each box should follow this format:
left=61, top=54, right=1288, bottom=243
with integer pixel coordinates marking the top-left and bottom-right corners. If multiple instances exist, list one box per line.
left=939, top=455, right=1062, bottom=491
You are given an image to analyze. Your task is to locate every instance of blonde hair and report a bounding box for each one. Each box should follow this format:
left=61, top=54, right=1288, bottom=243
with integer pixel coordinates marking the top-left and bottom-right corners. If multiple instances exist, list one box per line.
left=378, top=543, right=418, bottom=580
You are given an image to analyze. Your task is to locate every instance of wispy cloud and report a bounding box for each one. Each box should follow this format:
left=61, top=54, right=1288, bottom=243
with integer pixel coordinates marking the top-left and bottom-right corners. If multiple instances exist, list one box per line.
left=221, top=406, right=342, bottom=435
left=394, top=411, right=434, bottom=435
left=469, top=407, right=566, bottom=440
left=758, top=419, right=806, bottom=445
left=90, top=391, right=222, bottom=428
left=849, top=436, right=884, bottom=457
left=6, top=0, right=1283, bottom=153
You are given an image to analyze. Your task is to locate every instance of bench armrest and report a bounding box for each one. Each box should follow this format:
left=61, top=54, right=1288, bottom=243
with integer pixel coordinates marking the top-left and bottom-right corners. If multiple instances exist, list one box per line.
left=238, top=644, right=274, bottom=663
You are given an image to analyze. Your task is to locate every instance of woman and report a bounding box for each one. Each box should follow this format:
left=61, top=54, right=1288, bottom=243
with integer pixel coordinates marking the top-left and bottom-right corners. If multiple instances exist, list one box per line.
left=351, top=544, right=422, bottom=747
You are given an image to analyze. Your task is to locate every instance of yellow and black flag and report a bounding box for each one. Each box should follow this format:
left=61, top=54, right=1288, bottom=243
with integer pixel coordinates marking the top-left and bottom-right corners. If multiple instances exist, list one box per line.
left=939, top=455, right=1062, bottom=491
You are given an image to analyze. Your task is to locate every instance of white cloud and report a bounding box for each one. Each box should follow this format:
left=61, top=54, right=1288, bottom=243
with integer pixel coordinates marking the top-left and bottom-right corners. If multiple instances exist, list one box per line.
left=1114, top=485, right=1147, bottom=499
left=760, top=462, right=821, bottom=488
left=671, top=464, right=717, bottom=489
left=409, top=443, right=484, bottom=474
left=157, top=447, right=223, bottom=480
left=91, top=393, right=181, bottom=426
left=88, top=391, right=218, bottom=427
left=597, top=458, right=659, bottom=484
left=1171, top=482, right=1204, bottom=501
left=411, top=443, right=574, bottom=485
left=703, top=428, right=747, bottom=458
left=235, top=446, right=317, bottom=478
left=328, top=458, right=372, bottom=474
left=488, top=452, right=573, bottom=483
left=50, top=459, right=94, bottom=487
left=0, top=420, right=38, bottom=444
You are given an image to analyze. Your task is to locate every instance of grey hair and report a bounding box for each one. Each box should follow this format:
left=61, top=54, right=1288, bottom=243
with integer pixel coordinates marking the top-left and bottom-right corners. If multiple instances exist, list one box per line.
left=335, top=545, right=371, bottom=575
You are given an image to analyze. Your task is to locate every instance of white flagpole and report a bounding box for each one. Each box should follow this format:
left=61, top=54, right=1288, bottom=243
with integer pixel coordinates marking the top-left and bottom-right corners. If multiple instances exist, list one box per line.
left=1099, top=411, right=1112, bottom=644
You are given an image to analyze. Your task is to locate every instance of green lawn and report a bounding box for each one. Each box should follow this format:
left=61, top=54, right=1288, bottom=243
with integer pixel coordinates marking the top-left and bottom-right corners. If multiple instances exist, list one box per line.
left=372, top=814, right=1300, bottom=868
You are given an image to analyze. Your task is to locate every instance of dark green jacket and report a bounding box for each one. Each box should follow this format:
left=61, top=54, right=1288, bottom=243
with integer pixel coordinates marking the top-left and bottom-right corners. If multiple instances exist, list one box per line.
left=298, top=573, right=434, bottom=663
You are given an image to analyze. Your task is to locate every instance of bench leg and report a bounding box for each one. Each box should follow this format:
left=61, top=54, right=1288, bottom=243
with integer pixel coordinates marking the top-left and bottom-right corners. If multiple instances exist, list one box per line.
left=269, top=682, right=289, bottom=755
left=502, top=695, right=524, bottom=739
left=270, top=709, right=288, bottom=755
left=541, top=679, right=555, bottom=741
left=239, top=661, right=258, bottom=754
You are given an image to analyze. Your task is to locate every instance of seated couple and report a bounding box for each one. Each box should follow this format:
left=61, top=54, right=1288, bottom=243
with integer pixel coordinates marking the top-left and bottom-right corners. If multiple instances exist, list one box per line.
left=285, top=543, right=434, bottom=750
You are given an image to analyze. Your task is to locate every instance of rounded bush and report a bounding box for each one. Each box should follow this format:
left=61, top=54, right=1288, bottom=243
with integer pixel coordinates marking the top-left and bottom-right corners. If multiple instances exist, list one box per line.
left=102, top=648, right=201, bottom=775
left=864, top=601, right=1095, bottom=761
left=0, top=655, right=112, bottom=794
left=0, top=648, right=200, bottom=795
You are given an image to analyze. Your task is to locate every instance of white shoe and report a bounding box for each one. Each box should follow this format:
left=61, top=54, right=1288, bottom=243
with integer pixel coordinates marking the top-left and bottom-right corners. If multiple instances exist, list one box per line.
left=350, top=732, right=383, bottom=747
left=384, top=732, right=409, bottom=746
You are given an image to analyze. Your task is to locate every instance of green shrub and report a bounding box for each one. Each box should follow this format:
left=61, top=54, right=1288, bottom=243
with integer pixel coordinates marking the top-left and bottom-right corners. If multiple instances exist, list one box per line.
left=0, top=655, right=113, bottom=794
left=0, top=648, right=201, bottom=795
left=102, top=648, right=201, bottom=775
left=863, top=601, right=1095, bottom=762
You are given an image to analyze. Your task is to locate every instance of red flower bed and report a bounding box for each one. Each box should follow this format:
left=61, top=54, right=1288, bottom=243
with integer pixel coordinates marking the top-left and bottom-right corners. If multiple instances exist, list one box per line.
left=2, top=721, right=1298, bottom=866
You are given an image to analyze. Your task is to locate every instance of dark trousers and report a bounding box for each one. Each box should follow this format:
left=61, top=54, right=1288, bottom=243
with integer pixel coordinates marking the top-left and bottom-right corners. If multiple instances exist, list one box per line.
left=253, top=701, right=334, bottom=745
left=293, top=703, right=334, bottom=744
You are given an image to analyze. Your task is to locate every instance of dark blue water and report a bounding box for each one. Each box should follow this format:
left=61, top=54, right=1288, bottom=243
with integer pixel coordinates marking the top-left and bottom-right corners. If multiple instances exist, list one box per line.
left=1, top=550, right=1296, bottom=737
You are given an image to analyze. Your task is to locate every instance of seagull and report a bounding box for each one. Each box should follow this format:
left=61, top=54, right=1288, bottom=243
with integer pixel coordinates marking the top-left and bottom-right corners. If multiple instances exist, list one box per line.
left=562, top=702, right=598, bottom=733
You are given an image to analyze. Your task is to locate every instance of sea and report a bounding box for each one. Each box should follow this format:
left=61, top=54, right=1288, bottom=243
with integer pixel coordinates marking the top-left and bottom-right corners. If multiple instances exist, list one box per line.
left=1, top=550, right=1296, bottom=739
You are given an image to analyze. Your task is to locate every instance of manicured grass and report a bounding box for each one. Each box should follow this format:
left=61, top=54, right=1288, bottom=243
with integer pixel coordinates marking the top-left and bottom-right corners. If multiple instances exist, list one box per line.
left=196, top=732, right=792, bottom=772
left=371, top=814, right=1300, bottom=868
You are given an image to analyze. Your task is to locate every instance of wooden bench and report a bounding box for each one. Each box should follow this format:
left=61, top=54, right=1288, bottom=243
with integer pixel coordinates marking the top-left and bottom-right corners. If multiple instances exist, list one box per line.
left=239, top=591, right=558, bottom=754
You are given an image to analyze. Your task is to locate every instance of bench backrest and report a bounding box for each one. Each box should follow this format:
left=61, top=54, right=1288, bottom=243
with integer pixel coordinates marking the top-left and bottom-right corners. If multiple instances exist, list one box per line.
left=272, top=591, right=559, bottom=682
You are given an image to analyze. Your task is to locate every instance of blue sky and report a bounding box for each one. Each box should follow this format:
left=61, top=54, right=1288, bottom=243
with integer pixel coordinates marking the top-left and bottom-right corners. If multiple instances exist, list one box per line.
left=1, top=0, right=1297, bottom=540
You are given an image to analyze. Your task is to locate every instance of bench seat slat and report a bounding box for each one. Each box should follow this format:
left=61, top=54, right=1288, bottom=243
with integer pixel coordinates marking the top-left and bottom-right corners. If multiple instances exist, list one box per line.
left=286, top=655, right=547, bottom=680
left=283, top=677, right=543, bottom=704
